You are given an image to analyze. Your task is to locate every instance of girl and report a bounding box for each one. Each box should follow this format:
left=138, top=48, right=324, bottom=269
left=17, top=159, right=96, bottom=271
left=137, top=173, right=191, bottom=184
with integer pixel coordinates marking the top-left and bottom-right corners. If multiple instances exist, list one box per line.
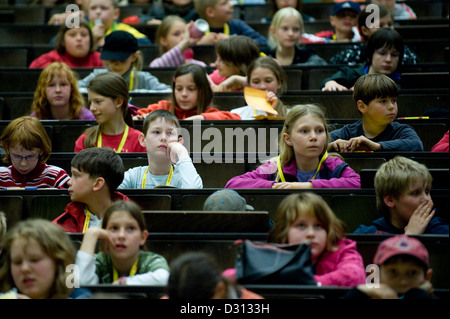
left=119, top=109, right=203, bottom=189
left=135, top=63, right=241, bottom=120
left=0, top=219, right=91, bottom=299
left=149, top=15, right=206, bottom=68
left=30, top=62, right=95, bottom=120
left=74, top=72, right=146, bottom=153
left=209, top=35, right=261, bottom=91
left=29, top=19, right=103, bottom=69
left=229, top=56, right=289, bottom=119
left=78, top=30, right=171, bottom=93
left=76, top=200, right=170, bottom=285
left=225, top=104, right=361, bottom=189
left=267, top=192, right=367, bottom=287
left=0, top=116, right=70, bottom=189
left=265, top=7, right=327, bottom=66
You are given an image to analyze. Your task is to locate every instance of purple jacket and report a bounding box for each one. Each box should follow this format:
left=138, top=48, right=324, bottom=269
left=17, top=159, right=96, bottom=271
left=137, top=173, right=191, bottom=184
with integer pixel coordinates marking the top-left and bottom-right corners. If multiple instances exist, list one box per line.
left=225, top=156, right=360, bottom=189
left=314, top=238, right=366, bottom=287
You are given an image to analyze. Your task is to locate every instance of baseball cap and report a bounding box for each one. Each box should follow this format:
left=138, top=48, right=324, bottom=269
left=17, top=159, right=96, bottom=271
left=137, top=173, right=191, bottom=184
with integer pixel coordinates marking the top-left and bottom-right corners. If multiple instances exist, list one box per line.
left=203, top=189, right=254, bottom=211
left=374, top=235, right=429, bottom=268
left=101, top=31, right=138, bottom=61
left=332, top=1, right=361, bottom=15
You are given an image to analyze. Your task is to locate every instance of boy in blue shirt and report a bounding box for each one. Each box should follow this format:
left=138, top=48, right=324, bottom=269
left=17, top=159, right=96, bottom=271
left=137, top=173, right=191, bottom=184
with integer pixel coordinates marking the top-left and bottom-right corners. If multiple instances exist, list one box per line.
left=194, top=0, right=267, bottom=46
left=354, top=156, right=448, bottom=234
left=328, top=73, right=423, bottom=152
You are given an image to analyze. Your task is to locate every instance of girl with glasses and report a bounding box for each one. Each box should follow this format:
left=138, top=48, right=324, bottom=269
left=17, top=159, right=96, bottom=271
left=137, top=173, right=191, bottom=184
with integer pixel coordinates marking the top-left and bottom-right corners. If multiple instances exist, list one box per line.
left=0, top=116, right=70, bottom=190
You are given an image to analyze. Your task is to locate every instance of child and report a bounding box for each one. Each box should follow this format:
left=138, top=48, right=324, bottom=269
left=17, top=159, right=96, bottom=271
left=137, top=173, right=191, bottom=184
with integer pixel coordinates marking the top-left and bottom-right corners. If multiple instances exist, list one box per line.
left=265, top=7, right=327, bottom=66
left=0, top=219, right=91, bottom=299
left=134, top=63, right=241, bottom=120
left=225, top=104, right=361, bottom=189
left=118, top=109, right=203, bottom=189
left=321, top=28, right=404, bottom=91
left=123, top=0, right=199, bottom=25
left=302, top=1, right=362, bottom=44
left=229, top=56, right=289, bottom=119
left=267, top=192, right=367, bottom=287
left=78, top=31, right=171, bottom=93
left=52, top=147, right=129, bottom=233
left=431, top=130, right=449, bottom=152
left=75, top=72, right=147, bottom=153
left=328, top=74, right=423, bottom=152
left=193, top=0, right=267, bottom=46
left=264, top=0, right=316, bottom=23
left=88, top=0, right=151, bottom=47
left=343, top=235, right=434, bottom=299
left=209, top=35, right=261, bottom=90
left=165, top=251, right=263, bottom=299
left=370, top=0, right=416, bottom=20
left=30, top=62, right=95, bottom=120
left=354, top=156, right=449, bottom=234
left=149, top=15, right=206, bottom=68
left=0, top=116, right=70, bottom=189
left=330, top=4, right=419, bottom=65
left=29, top=19, right=103, bottom=69
left=76, top=200, right=170, bottom=285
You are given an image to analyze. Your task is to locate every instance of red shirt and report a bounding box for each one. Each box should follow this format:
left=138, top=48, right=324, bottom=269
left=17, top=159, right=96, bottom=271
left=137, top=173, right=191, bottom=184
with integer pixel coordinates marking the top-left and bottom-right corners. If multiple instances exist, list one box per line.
left=74, top=126, right=146, bottom=153
left=136, top=100, right=241, bottom=120
left=29, top=50, right=103, bottom=69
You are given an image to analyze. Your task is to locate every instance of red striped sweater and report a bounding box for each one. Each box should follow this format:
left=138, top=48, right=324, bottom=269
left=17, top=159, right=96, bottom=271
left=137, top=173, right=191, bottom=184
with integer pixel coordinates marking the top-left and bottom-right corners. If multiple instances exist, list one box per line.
left=0, top=163, right=70, bottom=189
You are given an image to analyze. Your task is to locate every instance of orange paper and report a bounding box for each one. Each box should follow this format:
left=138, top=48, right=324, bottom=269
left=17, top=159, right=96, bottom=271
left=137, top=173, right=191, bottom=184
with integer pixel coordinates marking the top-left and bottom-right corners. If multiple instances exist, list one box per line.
left=244, top=87, right=278, bottom=115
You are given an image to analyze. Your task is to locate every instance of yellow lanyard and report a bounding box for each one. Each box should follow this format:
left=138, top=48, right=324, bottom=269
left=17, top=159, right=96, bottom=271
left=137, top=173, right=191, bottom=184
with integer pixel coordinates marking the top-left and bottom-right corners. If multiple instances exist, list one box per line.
left=82, top=208, right=103, bottom=233
left=129, top=69, right=135, bottom=91
left=82, top=208, right=91, bottom=233
left=205, top=23, right=230, bottom=35
left=97, top=125, right=129, bottom=153
left=277, top=152, right=328, bottom=182
left=141, top=165, right=174, bottom=188
left=113, top=258, right=139, bottom=282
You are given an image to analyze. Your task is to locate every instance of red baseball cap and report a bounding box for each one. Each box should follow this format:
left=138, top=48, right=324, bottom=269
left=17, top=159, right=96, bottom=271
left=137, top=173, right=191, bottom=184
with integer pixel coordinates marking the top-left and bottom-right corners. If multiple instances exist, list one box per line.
left=374, top=235, right=429, bottom=268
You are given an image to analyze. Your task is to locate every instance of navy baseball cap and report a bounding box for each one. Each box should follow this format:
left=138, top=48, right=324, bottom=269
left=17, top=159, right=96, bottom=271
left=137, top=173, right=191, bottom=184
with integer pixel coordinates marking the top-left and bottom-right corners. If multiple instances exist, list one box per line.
left=332, top=1, right=361, bottom=15
left=100, top=31, right=138, bottom=61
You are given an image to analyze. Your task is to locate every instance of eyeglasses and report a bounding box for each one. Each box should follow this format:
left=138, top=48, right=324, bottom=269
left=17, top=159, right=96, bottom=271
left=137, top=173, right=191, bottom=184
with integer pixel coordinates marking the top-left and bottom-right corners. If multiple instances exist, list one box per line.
left=375, top=49, right=400, bottom=58
left=10, top=154, right=40, bottom=161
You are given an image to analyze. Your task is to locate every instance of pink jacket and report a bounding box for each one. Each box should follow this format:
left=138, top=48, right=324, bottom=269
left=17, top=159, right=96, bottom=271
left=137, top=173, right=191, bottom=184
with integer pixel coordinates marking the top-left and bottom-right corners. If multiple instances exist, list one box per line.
left=314, top=238, right=366, bottom=287
left=225, top=156, right=361, bottom=189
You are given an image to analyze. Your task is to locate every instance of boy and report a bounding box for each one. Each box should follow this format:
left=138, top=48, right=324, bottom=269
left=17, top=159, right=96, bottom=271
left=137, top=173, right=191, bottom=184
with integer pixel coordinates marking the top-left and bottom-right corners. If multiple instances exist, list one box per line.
left=330, top=3, right=419, bottom=65
left=343, top=235, right=435, bottom=299
left=328, top=74, right=423, bottom=152
left=118, top=109, right=203, bottom=189
left=52, top=147, right=129, bottom=233
left=302, top=1, right=361, bottom=43
left=193, top=0, right=267, bottom=46
left=88, top=0, right=151, bottom=47
left=354, top=156, right=449, bottom=234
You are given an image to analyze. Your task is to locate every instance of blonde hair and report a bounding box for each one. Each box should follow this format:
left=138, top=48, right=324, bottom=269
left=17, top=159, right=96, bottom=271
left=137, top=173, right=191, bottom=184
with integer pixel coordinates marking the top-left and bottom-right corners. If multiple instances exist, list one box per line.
left=156, top=15, right=186, bottom=55
left=276, top=104, right=330, bottom=177
left=0, top=219, right=76, bottom=299
left=0, top=116, right=52, bottom=164
left=268, top=192, right=346, bottom=252
left=194, top=0, right=219, bottom=20
left=269, top=7, right=304, bottom=50
left=31, top=62, right=85, bottom=119
left=374, top=156, right=433, bottom=218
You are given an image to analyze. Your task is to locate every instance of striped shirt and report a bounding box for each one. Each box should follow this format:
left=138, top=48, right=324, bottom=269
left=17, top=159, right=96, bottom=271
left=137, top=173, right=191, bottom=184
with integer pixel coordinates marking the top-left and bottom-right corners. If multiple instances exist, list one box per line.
left=0, top=163, right=70, bottom=189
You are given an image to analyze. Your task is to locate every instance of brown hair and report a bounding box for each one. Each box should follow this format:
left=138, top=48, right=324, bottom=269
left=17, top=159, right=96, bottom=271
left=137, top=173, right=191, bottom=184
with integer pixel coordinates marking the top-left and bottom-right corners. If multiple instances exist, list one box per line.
left=0, top=116, right=52, bottom=164
left=216, top=35, right=260, bottom=76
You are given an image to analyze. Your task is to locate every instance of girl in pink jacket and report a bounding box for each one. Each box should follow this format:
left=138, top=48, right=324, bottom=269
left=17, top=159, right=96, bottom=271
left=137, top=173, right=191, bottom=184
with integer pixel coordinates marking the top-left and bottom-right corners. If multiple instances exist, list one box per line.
left=225, top=104, right=361, bottom=189
left=268, top=192, right=367, bottom=287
